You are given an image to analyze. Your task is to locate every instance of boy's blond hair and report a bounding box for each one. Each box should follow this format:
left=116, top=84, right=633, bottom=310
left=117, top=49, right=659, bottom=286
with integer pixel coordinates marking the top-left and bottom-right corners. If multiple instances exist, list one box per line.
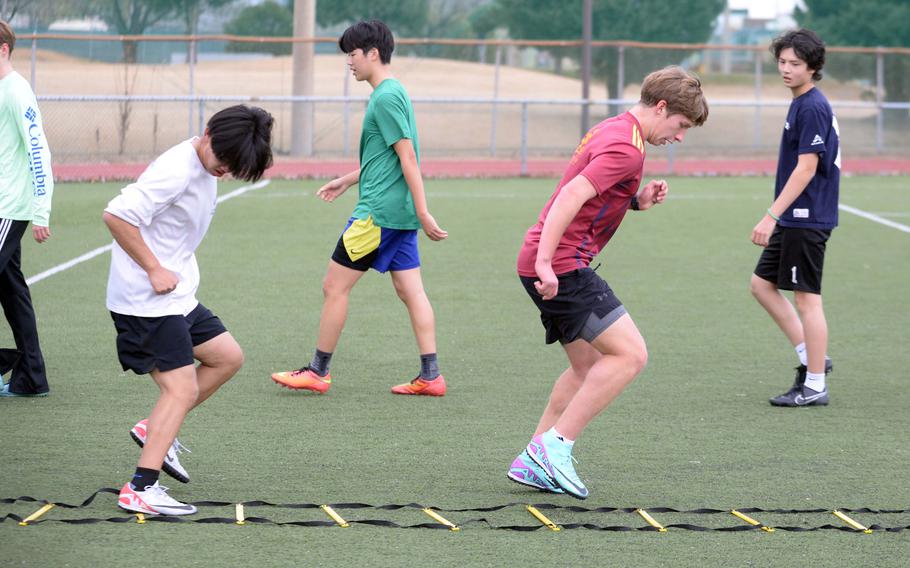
left=640, top=66, right=709, bottom=126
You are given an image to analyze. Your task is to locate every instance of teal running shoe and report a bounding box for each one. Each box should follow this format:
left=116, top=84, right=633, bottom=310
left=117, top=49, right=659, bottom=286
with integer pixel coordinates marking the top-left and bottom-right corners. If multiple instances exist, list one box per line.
left=526, top=431, right=588, bottom=499
left=507, top=450, right=564, bottom=493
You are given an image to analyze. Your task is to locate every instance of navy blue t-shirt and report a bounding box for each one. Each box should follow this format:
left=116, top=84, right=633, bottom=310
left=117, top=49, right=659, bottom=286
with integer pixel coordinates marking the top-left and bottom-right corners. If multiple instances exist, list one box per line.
left=775, top=87, right=840, bottom=229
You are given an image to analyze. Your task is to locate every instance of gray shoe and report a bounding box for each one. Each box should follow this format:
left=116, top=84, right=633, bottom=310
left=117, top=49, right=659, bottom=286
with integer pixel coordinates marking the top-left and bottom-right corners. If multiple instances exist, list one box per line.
left=770, top=385, right=829, bottom=407
left=769, top=357, right=833, bottom=406
left=0, top=383, right=48, bottom=398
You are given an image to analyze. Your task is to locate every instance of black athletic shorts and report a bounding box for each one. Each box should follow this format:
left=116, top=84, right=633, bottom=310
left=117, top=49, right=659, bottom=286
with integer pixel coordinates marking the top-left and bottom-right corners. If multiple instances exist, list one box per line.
left=520, top=268, right=626, bottom=345
left=110, top=303, right=227, bottom=374
left=754, top=225, right=831, bottom=294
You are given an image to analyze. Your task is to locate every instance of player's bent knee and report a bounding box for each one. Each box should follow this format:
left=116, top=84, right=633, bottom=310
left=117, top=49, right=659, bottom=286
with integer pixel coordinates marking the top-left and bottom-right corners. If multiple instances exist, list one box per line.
left=224, top=344, right=244, bottom=373
left=197, top=334, right=244, bottom=373
left=322, top=280, right=344, bottom=299
left=164, top=381, right=199, bottom=407
left=219, top=336, right=244, bottom=368
left=630, top=343, right=649, bottom=374
left=622, top=332, right=649, bottom=375
left=398, top=290, right=428, bottom=308
left=750, top=274, right=773, bottom=298
left=393, top=284, right=409, bottom=302
left=793, top=290, right=822, bottom=313
left=569, top=360, right=595, bottom=377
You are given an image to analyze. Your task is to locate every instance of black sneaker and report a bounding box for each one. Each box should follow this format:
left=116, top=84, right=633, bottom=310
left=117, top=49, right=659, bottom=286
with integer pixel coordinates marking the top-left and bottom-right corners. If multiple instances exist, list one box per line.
left=769, top=357, right=833, bottom=406
left=769, top=385, right=829, bottom=407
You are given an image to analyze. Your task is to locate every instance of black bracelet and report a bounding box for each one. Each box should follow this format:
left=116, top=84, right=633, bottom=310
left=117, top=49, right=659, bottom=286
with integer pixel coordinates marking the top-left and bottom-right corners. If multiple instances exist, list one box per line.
left=630, top=196, right=640, bottom=211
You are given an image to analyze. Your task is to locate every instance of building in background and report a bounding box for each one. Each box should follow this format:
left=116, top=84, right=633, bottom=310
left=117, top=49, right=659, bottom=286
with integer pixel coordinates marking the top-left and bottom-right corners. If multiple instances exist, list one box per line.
left=702, top=0, right=799, bottom=73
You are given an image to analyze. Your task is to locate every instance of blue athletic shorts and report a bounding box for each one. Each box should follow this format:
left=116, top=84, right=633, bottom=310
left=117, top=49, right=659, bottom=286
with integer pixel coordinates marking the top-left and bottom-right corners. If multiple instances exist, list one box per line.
left=331, top=216, right=420, bottom=273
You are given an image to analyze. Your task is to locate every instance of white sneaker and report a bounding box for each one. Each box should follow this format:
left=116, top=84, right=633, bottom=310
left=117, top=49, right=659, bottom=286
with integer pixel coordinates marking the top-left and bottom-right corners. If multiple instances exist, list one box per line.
left=118, top=482, right=197, bottom=516
left=130, top=419, right=191, bottom=483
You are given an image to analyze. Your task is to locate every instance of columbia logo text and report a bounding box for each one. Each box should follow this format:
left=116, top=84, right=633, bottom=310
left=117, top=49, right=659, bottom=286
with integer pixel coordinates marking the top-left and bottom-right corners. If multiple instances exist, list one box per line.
left=24, top=107, right=48, bottom=197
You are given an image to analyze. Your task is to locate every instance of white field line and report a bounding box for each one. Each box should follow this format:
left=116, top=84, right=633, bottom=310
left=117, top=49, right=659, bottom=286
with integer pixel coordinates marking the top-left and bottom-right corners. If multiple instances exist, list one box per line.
left=839, top=203, right=910, bottom=234
left=26, top=179, right=271, bottom=286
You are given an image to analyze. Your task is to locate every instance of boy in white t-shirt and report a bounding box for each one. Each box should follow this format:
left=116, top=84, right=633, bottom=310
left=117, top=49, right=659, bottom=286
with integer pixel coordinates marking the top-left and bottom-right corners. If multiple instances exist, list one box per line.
left=105, top=105, right=273, bottom=516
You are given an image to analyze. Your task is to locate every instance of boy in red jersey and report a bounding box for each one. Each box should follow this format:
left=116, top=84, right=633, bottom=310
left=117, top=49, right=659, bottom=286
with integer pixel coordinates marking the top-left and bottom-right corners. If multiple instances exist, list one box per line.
left=507, top=66, right=708, bottom=499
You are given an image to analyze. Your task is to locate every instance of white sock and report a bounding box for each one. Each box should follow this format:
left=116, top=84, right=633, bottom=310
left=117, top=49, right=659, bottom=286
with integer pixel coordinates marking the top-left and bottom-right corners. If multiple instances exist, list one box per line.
left=804, top=371, right=826, bottom=392
left=548, top=427, right=575, bottom=448
left=795, top=343, right=808, bottom=366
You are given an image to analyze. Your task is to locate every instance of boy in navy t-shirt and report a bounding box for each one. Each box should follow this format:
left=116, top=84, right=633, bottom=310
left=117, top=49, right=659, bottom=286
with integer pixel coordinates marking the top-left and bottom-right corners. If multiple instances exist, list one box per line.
left=750, top=29, right=840, bottom=407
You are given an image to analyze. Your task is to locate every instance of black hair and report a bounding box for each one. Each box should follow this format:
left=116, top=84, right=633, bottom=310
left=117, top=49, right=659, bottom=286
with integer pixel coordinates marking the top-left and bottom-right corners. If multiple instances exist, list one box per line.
left=338, top=20, right=394, bottom=64
left=206, top=105, right=274, bottom=182
left=770, top=28, right=826, bottom=81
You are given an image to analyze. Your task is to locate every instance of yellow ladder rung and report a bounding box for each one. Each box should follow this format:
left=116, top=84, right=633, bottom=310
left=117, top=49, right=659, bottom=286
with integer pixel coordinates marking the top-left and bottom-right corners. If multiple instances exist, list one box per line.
left=731, top=509, right=774, bottom=532
left=832, top=510, right=872, bottom=534
left=422, top=508, right=460, bottom=531
left=636, top=508, right=667, bottom=532
left=18, top=503, right=54, bottom=526
left=321, top=505, right=350, bottom=528
left=526, top=505, right=560, bottom=531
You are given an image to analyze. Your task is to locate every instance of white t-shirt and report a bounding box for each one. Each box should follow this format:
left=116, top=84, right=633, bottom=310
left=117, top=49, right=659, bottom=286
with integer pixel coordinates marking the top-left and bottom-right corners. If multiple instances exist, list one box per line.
left=105, top=138, right=217, bottom=317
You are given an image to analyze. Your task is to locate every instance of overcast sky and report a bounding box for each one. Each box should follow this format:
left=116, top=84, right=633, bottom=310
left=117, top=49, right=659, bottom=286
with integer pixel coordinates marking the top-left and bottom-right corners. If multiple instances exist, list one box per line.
left=729, top=0, right=803, bottom=19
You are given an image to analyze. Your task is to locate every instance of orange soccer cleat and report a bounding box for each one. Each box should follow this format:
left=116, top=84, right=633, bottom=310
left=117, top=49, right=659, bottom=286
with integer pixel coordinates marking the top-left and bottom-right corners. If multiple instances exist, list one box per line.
left=271, top=367, right=332, bottom=394
left=390, top=375, right=446, bottom=396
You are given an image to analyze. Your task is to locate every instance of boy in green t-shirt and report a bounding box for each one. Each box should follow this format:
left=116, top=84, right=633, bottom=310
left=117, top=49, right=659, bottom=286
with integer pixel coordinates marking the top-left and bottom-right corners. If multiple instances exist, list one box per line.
left=272, top=20, right=448, bottom=396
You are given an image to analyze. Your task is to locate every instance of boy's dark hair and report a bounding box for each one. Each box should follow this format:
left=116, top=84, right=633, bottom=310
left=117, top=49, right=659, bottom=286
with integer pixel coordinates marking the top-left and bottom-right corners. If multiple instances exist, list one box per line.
left=207, top=105, right=274, bottom=182
left=0, top=20, right=16, bottom=54
left=338, top=20, right=394, bottom=64
left=771, top=28, right=826, bottom=81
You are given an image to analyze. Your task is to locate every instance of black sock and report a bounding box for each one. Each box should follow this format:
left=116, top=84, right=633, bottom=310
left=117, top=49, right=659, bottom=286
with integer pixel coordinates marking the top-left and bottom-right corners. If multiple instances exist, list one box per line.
left=131, top=467, right=160, bottom=491
left=310, top=349, right=333, bottom=377
left=419, top=353, right=440, bottom=380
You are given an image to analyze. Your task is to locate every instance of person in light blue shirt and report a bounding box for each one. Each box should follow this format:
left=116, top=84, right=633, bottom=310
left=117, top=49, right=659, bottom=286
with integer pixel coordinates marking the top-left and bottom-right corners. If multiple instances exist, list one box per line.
left=0, top=20, right=54, bottom=398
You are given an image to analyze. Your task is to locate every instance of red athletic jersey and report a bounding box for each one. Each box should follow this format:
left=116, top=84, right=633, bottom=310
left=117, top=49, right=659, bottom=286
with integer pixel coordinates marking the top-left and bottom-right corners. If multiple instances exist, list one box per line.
left=517, top=112, right=646, bottom=277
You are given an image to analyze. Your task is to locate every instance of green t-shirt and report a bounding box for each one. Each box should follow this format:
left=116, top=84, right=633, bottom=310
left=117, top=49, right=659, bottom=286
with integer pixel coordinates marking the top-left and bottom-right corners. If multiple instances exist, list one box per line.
left=0, top=71, right=54, bottom=226
left=353, top=78, right=420, bottom=230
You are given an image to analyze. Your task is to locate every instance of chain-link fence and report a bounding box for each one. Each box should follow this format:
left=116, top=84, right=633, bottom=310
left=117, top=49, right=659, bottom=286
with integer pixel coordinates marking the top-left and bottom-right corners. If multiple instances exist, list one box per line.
left=17, top=34, right=910, bottom=172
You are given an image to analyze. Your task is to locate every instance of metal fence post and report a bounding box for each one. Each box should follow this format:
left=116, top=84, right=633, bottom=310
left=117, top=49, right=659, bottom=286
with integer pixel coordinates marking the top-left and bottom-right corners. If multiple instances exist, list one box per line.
left=616, top=45, right=625, bottom=115
left=490, top=44, right=502, bottom=157
left=189, top=36, right=197, bottom=138
left=876, top=47, right=884, bottom=153
left=343, top=67, right=350, bottom=158
left=30, top=32, right=37, bottom=89
left=580, top=0, right=592, bottom=136
left=754, top=48, right=762, bottom=149
left=197, top=99, right=205, bottom=135
left=520, top=102, right=528, bottom=176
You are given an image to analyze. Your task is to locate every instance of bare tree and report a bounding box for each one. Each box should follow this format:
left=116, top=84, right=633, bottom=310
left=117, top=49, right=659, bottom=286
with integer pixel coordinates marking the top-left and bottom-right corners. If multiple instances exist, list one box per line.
left=177, top=0, right=236, bottom=62
left=2, top=0, right=85, bottom=28
left=0, top=0, right=27, bottom=22
left=94, top=0, right=178, bottom=63
left=115, top=60, right=139, bottom=155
